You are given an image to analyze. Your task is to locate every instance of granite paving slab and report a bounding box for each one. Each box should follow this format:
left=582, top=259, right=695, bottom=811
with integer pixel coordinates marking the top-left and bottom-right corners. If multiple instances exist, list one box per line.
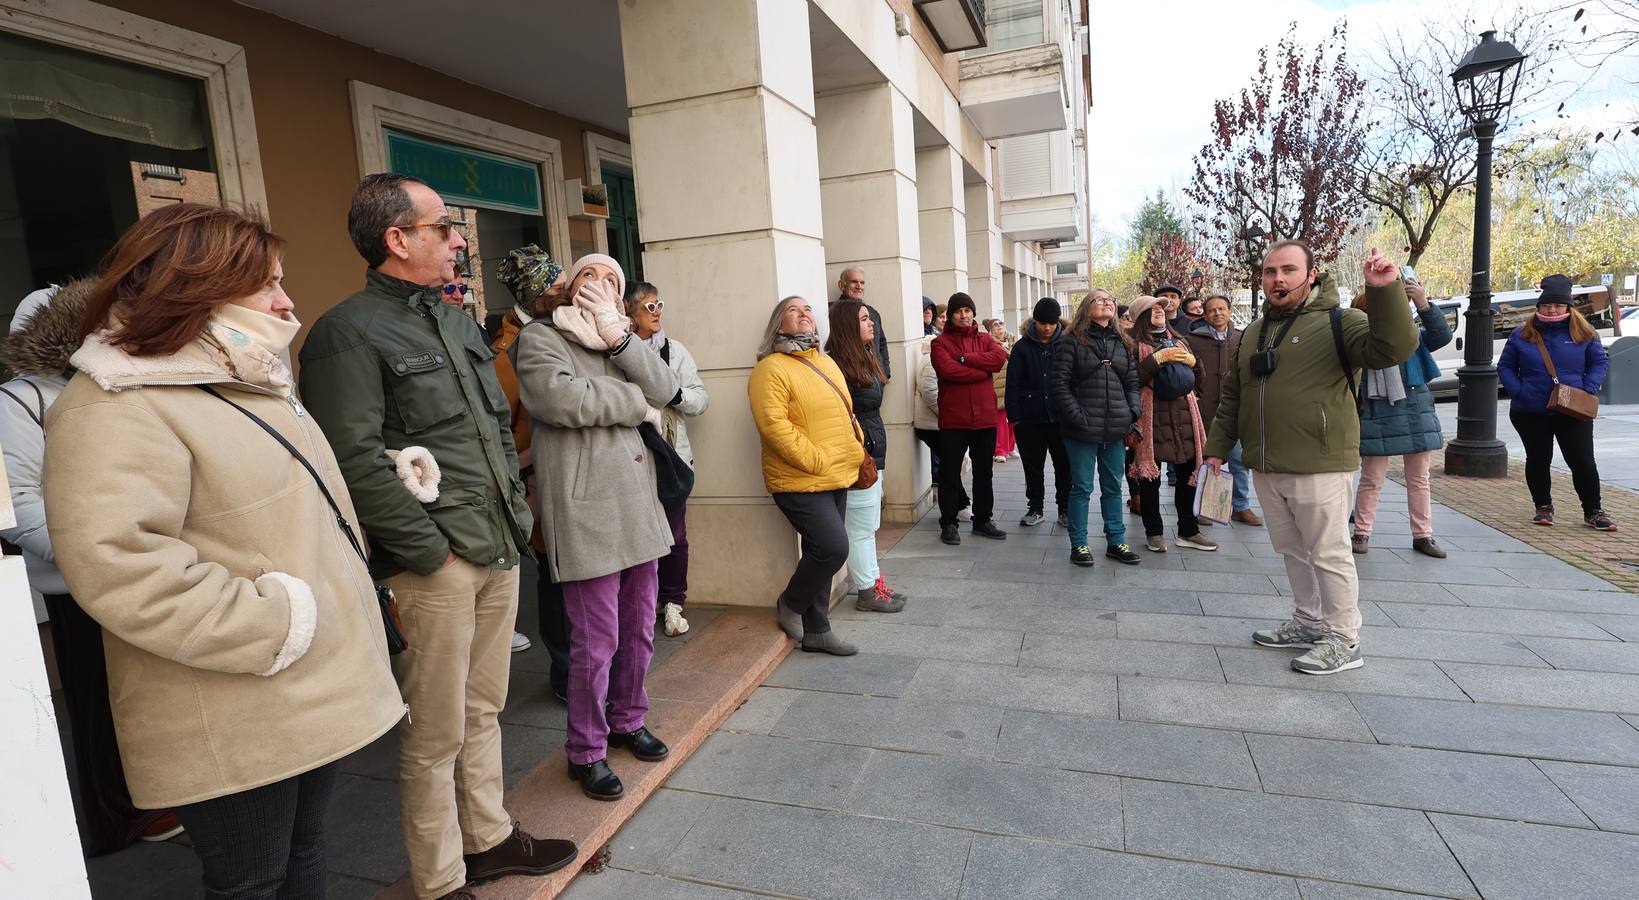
left=1436, top=662, right=1639, bottom=714
left=1516, top=636, right=1639, bottom=674
left=655, top=796, right=971, bottom=900
left=1019, top=633, right=1225, bottom=682
left=1376, top=603, right=1615, bottom=639
left=1430, top=813, right=1639, bottom=900
left=769, top=691, right=1004, bottom=758
left=1215, top=647, right=1468, bottom=701
left=1118, top=675, right=1375, bottom=741
left=957, top=834, right=1302, bottom=900
left=1122, top=779, right=1476, bottom=897
left=666, top=732, right=868, bottom=807
left=1350, top=695, right=1639, bottom=765
left=1245, top=734, right=1591, bottom=826
left=900, top=657, right=1119, bottom=717
left=997, top=709, right=1261, bottom=789
left=1533, top=759, right=1639, bottom=833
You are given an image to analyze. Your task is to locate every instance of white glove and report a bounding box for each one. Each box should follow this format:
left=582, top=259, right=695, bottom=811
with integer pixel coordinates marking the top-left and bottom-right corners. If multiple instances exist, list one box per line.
left=575, top=280, right=631, bottom=349
left=642, top=405, right=664, bottom=430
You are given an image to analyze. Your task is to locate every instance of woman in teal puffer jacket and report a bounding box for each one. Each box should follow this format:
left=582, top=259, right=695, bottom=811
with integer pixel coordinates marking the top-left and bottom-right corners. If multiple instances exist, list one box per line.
left=1351, top=278, right=1452, bottom=557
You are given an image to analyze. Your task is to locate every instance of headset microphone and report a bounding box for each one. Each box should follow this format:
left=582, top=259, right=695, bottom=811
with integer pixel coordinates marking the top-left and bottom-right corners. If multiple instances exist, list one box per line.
left=1274, top=288, right=1290, bottom=299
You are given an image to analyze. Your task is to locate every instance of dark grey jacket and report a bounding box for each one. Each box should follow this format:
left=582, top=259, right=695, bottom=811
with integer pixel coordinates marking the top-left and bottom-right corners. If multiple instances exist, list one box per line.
left=1048, top=321, right=1140, bottom=445
left=846, top=374, right=887, bottom=469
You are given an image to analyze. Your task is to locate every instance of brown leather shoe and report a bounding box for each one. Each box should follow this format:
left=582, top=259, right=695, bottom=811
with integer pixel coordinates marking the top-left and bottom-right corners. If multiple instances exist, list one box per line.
left=464, top=824, right=577, bottom=884
left=1231, top=509, right=1263, bottom=526
left=1411, top=537, right=1447, bottom=558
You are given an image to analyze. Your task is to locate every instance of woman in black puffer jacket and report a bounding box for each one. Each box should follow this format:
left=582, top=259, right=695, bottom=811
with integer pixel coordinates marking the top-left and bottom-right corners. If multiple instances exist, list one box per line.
left=1048, top=289, right=1142, bottom=567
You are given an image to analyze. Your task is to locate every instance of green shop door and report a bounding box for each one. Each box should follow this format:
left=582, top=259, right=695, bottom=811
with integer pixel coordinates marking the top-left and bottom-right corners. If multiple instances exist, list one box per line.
left=603, top=168, right=641, bottom=281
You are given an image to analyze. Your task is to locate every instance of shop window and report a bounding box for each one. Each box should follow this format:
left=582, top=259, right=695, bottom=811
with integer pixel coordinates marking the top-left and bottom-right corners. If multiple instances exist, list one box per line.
left=384, top=128, right=551, bottom=336
left=0, top=30, right=216, bottom=329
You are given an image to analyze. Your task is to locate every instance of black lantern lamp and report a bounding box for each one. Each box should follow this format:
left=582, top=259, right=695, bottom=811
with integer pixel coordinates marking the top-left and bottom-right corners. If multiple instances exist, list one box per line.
left=1444, top=30, right=1526, bottom=478
left=1239, top=224, right=1266, bottom=316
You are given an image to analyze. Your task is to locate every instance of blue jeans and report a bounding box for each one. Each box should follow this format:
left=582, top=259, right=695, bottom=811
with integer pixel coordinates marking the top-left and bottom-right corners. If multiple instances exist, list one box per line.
left=1065, top=438, right=1127, bottom=549
left=1228, top=442, right=1252, bottom=512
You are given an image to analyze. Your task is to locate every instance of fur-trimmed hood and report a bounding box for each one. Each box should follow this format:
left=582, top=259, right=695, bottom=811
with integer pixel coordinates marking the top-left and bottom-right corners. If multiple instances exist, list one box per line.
left=2, top=278, right=93, bottom=377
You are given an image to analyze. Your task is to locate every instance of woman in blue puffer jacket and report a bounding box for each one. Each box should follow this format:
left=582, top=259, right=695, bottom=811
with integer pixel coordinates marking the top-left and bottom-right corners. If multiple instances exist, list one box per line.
left=1351, top=278, right=1454, bottom=557
left=1497, top=275, right=1614, bottom=531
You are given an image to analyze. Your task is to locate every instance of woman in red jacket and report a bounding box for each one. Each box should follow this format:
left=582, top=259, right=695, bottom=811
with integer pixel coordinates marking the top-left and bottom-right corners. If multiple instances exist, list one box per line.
left=932, top=292, right=1009, bottom=545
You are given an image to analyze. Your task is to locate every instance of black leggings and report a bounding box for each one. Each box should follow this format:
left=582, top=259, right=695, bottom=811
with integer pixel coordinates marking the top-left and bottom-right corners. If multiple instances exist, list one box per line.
left=1137, top=476, right=1199, bottom=539
left=536, top=566, right=571, bottom=697
left=172, top=764, right=338, bottom=900
left=1510, top=411, right=1602, bottom=515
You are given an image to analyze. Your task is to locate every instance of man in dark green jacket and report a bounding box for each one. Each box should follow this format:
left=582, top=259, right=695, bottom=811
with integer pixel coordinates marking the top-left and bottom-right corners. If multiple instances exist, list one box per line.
left=299, top=174, right=573, bottom=899
left=1205, top=241, right=1418, bottom=676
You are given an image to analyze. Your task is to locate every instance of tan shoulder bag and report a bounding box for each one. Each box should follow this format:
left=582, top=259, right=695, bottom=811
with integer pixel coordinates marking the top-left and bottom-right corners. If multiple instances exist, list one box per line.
left=1529, top=334, right=1599, bottom=422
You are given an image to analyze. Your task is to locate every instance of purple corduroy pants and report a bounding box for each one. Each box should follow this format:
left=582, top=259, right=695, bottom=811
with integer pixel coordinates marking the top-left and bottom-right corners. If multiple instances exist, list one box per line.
left=561, top=560, right=659, bottom=765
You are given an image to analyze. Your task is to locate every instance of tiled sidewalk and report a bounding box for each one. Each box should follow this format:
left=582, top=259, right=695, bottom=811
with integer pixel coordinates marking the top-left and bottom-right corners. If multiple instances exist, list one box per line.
left=569, top=458, right=1639, bottom=900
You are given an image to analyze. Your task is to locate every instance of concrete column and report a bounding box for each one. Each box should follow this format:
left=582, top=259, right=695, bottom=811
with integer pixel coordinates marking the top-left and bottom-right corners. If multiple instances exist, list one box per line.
left=964, top=180, right=1002, bottom=321
left=915, top=145, right=967, bottom=308
left=620, top=0, right=827, bottom=605
left=814, top=83, right=929, bottom=524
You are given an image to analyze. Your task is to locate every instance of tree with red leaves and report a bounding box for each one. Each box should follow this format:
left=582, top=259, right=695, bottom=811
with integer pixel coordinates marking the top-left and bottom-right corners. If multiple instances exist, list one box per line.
left=1140, top=233, right=1210, bottom=298
left=1186, top=22, right=1370, bottom=283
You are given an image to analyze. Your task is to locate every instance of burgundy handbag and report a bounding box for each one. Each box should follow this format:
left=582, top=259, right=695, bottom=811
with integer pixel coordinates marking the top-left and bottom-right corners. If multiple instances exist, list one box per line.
left=1530, top=335, right=1598, bottom=422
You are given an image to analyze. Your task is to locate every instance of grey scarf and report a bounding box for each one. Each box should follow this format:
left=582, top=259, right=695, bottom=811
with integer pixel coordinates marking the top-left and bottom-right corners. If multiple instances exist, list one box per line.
left=773, top=331, right=820, bottom=354
left=1365, top=366, right=1407, bottom=403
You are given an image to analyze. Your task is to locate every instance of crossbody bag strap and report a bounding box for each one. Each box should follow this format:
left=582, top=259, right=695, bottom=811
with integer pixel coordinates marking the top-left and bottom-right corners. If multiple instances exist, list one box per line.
left=1529, top=334, right=1561, bottom=384
left=789, top=353, right=865, bottom=445
left=198, top=386, right=368, bottom=565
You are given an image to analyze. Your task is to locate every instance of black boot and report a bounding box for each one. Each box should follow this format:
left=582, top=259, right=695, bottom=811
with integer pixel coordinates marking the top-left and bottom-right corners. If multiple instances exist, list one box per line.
left=566, top=758, right=623, bottom=801
left=608, top=726, right=669, bottom=762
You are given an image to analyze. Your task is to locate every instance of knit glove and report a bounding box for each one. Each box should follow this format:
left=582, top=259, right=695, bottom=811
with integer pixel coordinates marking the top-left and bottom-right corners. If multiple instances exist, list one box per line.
left=643, top=405, right=664, bottom=430
left=575, top=280, right=631, bottom=349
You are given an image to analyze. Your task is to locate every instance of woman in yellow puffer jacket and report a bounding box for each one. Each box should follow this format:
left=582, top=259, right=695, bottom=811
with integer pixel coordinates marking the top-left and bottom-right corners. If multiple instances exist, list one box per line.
left=748, top=295, right=866, bottom=656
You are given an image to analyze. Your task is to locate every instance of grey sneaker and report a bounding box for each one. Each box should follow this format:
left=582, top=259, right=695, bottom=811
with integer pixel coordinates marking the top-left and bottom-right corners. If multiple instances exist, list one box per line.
left=1021, top=511, right=1045, bottom=527
left=855, top=579, right=905, bottom=613
left=800, top=631, right=858, bottom=656
left=1252, top=618, right=1321, bottom=648
left=1291, top=637, right=1364, bottom=675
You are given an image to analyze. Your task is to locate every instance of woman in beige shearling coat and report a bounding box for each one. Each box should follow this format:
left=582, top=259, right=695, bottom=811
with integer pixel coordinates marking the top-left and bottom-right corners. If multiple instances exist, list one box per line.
left=43, top=205, right=403, bottom=898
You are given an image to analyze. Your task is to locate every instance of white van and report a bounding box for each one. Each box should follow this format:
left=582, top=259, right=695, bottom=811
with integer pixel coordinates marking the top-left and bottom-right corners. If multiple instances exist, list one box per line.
left=1426, top=284, right=1617, bottom=399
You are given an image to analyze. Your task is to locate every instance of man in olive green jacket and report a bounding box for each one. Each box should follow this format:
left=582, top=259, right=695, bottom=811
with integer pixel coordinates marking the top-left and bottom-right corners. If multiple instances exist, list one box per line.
left=300, top=174, right=573, bottom=899
left=1205, top=241, right=1418, bottom=676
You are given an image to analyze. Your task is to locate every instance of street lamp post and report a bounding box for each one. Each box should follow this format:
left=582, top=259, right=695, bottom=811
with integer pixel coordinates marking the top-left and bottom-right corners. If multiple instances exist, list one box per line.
left=1239, top=224, right=1265, bottom=317
left=1444, top=30, right=1525, bottom=479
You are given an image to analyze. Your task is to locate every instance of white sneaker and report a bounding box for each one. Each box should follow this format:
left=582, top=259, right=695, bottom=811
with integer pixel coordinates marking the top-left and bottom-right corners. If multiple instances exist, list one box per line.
left=662, top=602, right=690, bottom=636
left=510, top=631, right=532, bottom=653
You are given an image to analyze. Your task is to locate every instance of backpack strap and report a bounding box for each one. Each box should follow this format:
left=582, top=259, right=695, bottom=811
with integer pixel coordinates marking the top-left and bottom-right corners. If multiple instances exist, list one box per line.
left=0, top=379, right=46, bottom=428
left=1330, top=307, right=1357, bottom=401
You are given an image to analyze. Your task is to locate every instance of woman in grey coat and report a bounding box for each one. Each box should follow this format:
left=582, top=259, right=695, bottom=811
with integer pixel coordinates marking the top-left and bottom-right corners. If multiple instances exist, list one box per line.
left=515, top=254, right=679, bottom=801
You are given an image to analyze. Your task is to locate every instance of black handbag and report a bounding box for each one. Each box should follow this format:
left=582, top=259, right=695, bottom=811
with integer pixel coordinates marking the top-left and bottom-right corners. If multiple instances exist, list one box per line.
left=200, top=386, right=408, bottom=654
left=638, top=421, right=695, bottom=510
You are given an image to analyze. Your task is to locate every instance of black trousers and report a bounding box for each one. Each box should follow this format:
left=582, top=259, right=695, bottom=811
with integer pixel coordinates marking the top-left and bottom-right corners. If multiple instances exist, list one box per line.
left=1015, top=422, right=1070, bottom=515
left=914, top=428, right=942, bottom=481
left=43, top=592, right=157, bottom=856
left=172, top=763, right=338, bottom=900
left=536, top=566, right=571, bottom=697
left=772, top=489, right=848, bottom=635
left=1137, top=476, right=1199, bottom=539
left=1510, top=410, right=1602, bottom=515
left=939, top=428, right=997, bottom=527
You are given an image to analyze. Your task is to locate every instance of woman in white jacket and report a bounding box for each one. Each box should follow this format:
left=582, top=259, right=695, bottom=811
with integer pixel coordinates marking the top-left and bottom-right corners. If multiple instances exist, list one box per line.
left=625, top=281, right=709, bottom=636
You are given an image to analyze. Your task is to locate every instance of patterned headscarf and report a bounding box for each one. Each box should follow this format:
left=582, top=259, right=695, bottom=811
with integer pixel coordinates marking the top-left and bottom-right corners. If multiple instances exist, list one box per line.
left=496, top=244, right=562, bottom=303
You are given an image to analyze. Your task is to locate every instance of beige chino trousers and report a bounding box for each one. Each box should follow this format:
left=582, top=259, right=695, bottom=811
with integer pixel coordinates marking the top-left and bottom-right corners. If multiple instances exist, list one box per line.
left=1252, top=471, right=1362, bottom=644
left=385, top=558, right=520, bottom=899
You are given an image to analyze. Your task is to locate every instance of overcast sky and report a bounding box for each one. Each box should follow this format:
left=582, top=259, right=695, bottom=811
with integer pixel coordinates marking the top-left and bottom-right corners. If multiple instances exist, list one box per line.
left=1086, top=0, right=1639, bottom=241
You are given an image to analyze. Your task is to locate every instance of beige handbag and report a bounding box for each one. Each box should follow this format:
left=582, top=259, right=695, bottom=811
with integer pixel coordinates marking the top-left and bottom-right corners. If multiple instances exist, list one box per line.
left=1529, top=335, right=1599, bottom=422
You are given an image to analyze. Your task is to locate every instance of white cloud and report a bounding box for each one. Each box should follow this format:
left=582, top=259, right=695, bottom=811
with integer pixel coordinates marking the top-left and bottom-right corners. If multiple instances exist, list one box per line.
left=1088, top=0, right=1639, bottom=239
